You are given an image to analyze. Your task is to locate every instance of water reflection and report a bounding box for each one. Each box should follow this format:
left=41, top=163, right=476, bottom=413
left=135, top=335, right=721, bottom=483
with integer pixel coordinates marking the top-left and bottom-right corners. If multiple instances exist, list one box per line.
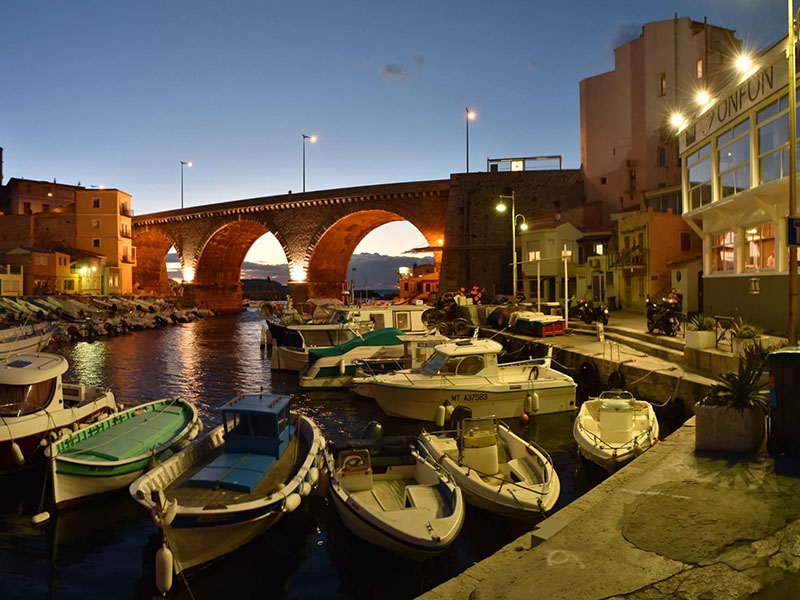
left=0, top=309, right=619, bottom=600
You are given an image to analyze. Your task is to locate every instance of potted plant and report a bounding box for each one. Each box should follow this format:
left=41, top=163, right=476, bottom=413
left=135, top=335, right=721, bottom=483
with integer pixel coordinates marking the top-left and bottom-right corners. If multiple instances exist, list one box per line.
left=685, top=313, right=716, bottom=350
left=731, top=317, right=765, bottom=358
left=694, top=350, right=768, bottom=453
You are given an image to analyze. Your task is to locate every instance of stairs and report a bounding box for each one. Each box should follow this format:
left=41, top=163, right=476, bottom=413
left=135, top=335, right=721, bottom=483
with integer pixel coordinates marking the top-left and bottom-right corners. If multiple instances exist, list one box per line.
left=569, top=321, right=685, bottom=364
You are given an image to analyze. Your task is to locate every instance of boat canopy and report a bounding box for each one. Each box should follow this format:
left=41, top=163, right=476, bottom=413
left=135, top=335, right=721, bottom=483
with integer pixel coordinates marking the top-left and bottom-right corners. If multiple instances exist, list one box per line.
left=307, top=327, right=404, bottom=365
left=1, top=353, right=67, bottom=385
left=431, top=339, right=503, bottom=358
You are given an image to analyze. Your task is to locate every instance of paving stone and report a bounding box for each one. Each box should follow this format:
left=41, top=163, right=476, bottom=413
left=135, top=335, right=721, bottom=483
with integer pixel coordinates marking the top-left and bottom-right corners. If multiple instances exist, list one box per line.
left=768, top=552, right=800, bottom=573
left=672, top=564, right=761, bottom=600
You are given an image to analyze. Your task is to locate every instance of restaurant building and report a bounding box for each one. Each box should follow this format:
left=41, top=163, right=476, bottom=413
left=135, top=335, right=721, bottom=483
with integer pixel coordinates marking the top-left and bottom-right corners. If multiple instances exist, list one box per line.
left=679, top=36, right=797, bottom=332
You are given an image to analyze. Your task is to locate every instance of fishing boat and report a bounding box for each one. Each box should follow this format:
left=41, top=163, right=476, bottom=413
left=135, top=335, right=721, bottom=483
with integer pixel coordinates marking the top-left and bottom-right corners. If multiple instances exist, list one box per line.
left=352, top=338, right=576, bottom=422
left=49, top=397, right=201, bottom=508
left=573, top=390, right=659, bottom=473
left=129, top=392, right=325, bottom=590
left=0, top=322, right=57, bottom=359
left=0, top=353, right=118, bottom=474
left=325, top=436, right=465, bottom=559
left=418, top=413, right=560, bottom=519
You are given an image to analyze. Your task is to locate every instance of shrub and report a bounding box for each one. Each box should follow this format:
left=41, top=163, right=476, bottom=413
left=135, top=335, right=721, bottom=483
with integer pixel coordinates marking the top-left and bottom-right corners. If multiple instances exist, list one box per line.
left=688, top=313, right=715, bottom=331
left=731, top=317, right=762, bottom=339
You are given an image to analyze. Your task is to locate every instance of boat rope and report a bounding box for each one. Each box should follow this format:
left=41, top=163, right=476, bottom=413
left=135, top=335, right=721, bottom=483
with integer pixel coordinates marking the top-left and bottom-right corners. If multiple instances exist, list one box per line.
left=59, top=397, right=181, bottom=456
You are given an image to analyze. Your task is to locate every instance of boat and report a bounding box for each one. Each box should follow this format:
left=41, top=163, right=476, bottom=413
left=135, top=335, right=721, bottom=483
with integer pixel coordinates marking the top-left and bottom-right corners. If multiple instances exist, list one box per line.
left=129, top=392, right=325, bottom=588
left=0, top=353, right=118, bottom=474
left=325, top=436, right=465, bottom=559
left=418, top=412, right=560, bottom=519
left=48, top=397, right=201, bottom=508
left=352, top=338, right=576, bottom=422
left=0, top=322, right=57, bottom=359
left=573, top=390, right=659, bottom=472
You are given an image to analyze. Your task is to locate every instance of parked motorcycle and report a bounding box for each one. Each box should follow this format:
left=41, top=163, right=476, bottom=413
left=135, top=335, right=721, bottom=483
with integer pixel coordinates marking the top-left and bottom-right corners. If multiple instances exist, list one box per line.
left=646, top=295, right=679, bottom=336
left=573, top=299, right=609, bottom=325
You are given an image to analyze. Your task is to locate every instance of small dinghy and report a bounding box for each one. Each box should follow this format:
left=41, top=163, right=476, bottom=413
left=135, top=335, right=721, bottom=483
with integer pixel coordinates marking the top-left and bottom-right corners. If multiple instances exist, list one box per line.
left=418, top=410, right=559, bottom=520
left=129, top=392, right=325, bottom=593
left=573, top=390, right=659, bottom=473
left=49, top=397, right=200, bottom=508
left=325, top=436, right=465, bottom=559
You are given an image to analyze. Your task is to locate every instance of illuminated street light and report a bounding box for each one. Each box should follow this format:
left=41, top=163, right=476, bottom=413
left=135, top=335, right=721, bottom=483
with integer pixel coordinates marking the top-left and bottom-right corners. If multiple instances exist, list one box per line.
left=736, top=54, right=753, bottom=72
left=696, top=91, right=710, bottom=105
left=497, top=191, right=526, bottom=300
left=670, top=113, right=685, bottom=128
left=466, top=108, right=476, bottom=173
left=180, top=160, right=192, bottom=209
left=302, top=133, right=317, bottom=193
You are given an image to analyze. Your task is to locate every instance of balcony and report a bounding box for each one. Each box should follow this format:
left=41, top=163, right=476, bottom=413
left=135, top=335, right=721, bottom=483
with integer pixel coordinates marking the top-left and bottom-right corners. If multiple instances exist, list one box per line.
left=610, top=246, right=648, bottom=269
left=120, top=207, right=134, bottom=217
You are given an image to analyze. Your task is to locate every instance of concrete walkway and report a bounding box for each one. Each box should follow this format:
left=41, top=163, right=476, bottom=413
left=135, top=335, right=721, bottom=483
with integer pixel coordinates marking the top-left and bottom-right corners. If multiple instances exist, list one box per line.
left=419, top=421, right=800, bottom=600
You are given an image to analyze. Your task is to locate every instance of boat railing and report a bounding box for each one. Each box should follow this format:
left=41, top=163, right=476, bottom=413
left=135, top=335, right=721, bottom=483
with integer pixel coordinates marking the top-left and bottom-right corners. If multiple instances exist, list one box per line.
left=580, top=420, right=655, bottom=451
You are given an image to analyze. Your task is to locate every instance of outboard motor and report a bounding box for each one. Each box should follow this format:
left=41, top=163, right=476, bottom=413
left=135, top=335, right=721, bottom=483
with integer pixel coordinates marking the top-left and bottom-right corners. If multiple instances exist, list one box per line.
left=449, top=405, right=473, bottom=430
left=360, top=421, right=383, bottom=440
left=104, top=322, right=118, bottom=336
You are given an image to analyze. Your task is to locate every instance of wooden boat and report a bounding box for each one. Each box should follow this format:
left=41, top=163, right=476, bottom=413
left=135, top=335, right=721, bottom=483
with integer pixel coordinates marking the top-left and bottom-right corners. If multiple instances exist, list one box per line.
left=325, top=436, right=464, bottom=559
left=0, top=353, right=118, bottom=474
left=573, top=390, right=659, bottom=472
left=352, top=338, right=576, bottom=421
left=418, top=414, right=560, bottom=519
left=49, top=397, right=201, bottom=508
left=129, top=393, right=325, bottom=590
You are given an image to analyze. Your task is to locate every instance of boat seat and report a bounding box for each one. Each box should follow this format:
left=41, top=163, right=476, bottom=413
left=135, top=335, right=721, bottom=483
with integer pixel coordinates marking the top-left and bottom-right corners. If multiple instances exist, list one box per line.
left=188, top=452, right=276, bottom=493
left=404, top=484, right=444, bottom=517
left=337, top=449, right=373, bottom=492
left=506, top=457, right=538, bottom=484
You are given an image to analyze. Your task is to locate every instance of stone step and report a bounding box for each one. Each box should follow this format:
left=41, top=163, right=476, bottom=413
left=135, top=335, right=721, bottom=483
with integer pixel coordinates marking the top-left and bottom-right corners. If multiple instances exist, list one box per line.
left=570, top=327, right=685, bottom=364
left=569, top=320, right=685, bottom=352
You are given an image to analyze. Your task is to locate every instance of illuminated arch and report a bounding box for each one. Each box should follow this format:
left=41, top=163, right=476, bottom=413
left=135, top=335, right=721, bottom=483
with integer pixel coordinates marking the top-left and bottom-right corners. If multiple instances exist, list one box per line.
left=132, top=229, right=178, bottom=295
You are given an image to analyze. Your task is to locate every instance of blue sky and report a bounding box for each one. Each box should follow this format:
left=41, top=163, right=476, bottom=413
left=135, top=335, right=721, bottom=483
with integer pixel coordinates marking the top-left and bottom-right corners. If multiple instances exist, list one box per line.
left=0, top=0, right=788, bottom=262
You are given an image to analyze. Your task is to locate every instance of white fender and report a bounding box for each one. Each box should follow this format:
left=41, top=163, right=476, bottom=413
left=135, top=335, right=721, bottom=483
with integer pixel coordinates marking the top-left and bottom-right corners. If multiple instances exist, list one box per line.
left=162, top=499, right=178, bottom=526
left=338, top=359, right=346, bottom=375
left=155, top=545, right=174, bottom=594
left=283, top=493, right=302, bottom=513
left=31, top=511, right=50, bottom=525
left=11, top=441, right=24, bottom=467
left=532, top=392, right=540, bottom=413
left=307, top=466, right=320, bottom=485
left=435, top=405, right=446, bottom=428
left=300, top=482, right=312, bottom=497
left=446, top=404, right=454, bottom=418
left=523, top=394, right=532, bottom=415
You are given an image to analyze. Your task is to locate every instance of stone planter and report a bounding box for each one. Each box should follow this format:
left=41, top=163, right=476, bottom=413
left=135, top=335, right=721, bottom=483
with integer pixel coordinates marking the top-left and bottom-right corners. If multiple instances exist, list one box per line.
left=686, top=330, right=715, bottom=350
left=695, top=404, right=766, bottom=453
left=732, top=335, right=769, bottom=358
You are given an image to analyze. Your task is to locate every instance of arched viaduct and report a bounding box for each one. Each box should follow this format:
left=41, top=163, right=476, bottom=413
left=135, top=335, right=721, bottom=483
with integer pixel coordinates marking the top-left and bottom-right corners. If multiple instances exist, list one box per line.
left=132, top=181, right=449, bottom=312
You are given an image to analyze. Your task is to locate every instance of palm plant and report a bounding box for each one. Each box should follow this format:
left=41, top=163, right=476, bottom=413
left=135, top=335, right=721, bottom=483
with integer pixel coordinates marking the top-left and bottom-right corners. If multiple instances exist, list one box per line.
left=688, top=313, right=714, bottom=331
left=704, top=352, right=769, bottom=413
left=731, top=316, right=762, bottom=339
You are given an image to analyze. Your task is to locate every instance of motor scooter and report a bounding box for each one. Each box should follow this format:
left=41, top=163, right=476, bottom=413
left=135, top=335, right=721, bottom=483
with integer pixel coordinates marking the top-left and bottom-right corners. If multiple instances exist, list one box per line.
left=646, top=295, right=679, bottom=336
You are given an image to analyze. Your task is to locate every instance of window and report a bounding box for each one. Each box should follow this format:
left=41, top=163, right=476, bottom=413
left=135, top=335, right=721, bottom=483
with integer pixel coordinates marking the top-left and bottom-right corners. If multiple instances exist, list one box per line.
left=680, top=232, right=691, bottom=252
left=696, top=59, right=703, bottom=79
left=712, top=231, right=735, bottom=272
left=745, top=223, right=775, bottom=270
left=718, top=120, right=751, bottom=198
left=757, top=94, right=795, bottom=184
left=606, top=271, right=614, bottom=285
left=34, top=254, right=48, bottom=266
left=600, top=177, right=607, bottom=185
left=659, top=72, right=666, bottom=96
left=687, top=142, right=712, bottom=209
left=0, top=378, right=56, bottom=416
left=42, top=204, right=50, bottom=212
left=92, top=239, right=101, bottom=248
left=65, top=279, right=74, bottom=290
left=92, top=219, right=101, bottom=229
left=92, top=198, right=101, bottom=208
left=23, top=202, right=31, bottom=214
left=657, top=146, right=666, bottom=167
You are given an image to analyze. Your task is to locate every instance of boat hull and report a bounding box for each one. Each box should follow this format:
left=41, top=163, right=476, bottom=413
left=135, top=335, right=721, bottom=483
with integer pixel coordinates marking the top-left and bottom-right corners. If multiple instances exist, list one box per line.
left=573, top=410, right=659, bottom=473
left=358, top=381, right=576, bottom=422
left=271, top=346, right=309, bottom=372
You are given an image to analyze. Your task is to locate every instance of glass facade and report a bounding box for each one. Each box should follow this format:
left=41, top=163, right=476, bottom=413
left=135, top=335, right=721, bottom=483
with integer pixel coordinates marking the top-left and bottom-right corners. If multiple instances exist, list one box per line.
left=712, top=231, right=735, bottom=272
left=745, top=222, right=776, bottom=270
left=718, top=121, right=750, bottom=198
left=687, top=143, right=712, bottom=209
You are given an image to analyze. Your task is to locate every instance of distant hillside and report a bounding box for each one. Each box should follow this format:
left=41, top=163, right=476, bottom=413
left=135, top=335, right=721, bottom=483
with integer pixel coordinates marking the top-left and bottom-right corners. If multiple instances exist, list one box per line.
left=166, top=252, right=433, bottom=289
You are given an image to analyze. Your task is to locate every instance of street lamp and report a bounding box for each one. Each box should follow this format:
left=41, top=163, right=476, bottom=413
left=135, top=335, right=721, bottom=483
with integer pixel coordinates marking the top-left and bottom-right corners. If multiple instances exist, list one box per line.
left=495, top=191, right=527, bottom=300
left=180, top=161, right=192, bottom=209
left=562, top=244, right=573, bottom=330
left=302, top=134, right=317, bottom=193
left=788, top=1, right=798, bottom=344
left=465, top=108, right=476, bottom=173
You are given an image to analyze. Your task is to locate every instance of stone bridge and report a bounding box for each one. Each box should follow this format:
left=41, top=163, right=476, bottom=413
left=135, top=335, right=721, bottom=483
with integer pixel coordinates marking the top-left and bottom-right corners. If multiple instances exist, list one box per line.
left=132, top=180, right=449, bottom=312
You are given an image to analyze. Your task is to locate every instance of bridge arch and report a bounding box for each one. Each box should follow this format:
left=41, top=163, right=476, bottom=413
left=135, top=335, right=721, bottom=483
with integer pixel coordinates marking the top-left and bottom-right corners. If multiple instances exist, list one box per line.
left=193, top=219, right=289, bottom=311
left=305, top=209, right=441, bottom=299
left=132, top=229, right=180, bottom=295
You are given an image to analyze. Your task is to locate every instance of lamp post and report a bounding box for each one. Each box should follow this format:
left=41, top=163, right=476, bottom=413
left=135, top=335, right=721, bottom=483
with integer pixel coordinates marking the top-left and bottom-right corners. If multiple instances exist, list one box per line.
left=562, top=244, right=573, bottom=330
left=495, top=191, right=528, bottom=300
left=465, top=108, right=476, bottom=173
left=180, top=161, right=192, bottom=209
left=789, top=0, right=798, bottom=344
left=302, top=133, right=317, bottom=193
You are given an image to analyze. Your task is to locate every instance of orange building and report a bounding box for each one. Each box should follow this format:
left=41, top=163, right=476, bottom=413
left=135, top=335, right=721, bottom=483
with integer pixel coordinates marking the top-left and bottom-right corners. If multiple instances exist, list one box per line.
left=75, top=189, right=136, bottom=294
left=2, top=246, right=72, bottom=295
left=398, top=264, right=438, bottom=301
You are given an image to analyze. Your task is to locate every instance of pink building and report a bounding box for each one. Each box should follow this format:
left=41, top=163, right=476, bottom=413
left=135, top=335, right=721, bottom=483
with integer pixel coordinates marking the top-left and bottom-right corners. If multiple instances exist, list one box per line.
left=580, top=16, right=741, bottom=220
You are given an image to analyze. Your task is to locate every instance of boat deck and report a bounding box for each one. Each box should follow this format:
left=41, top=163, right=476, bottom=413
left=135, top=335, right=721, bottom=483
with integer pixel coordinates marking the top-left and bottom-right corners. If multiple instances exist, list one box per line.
left=166, top=434, right=306, bottom=508
left=60, top=403, right=189, bottom=462
left=351, top=477, right=446, bottom=518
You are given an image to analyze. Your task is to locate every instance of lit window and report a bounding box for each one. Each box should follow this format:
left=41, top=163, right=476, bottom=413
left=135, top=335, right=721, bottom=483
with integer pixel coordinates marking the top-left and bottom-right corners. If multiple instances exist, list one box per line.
left=696, top=59, right=703, bottom=79
left=712, top=231, right=735, bottom=272
left=659, top=73, right=666, bottom=96
left=745, top=223, right=775, bottom=270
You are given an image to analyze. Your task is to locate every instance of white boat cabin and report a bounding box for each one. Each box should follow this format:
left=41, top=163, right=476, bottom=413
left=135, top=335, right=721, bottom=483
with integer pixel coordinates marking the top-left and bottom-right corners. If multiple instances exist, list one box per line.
left=0, top=354, right=69, bottom=417
left=418, top=339, right=503, bottom=378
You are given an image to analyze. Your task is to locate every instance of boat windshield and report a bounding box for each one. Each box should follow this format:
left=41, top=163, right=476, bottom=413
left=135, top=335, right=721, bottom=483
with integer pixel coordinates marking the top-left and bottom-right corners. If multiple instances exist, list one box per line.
left=0, top=379, right=56, bottom=417
left=420, top=352, right=483, bottom=376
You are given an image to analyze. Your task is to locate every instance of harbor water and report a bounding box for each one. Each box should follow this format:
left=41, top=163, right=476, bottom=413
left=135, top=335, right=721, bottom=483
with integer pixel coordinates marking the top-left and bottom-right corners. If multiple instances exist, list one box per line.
left=1, top=309, right=644, bottom=600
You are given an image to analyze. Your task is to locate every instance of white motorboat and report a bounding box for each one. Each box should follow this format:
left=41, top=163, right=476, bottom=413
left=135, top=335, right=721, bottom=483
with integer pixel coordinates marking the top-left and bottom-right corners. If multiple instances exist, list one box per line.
left=271, top=304, right=432, bottom=372
left=325, top=436, right=465, bottom=559
left=0, top=323, right=56, bottom=359
left=418, top=414, right=559, bottom=519
left=49, top=397, right=201, bottom=508
left=0, top=353, right=118, bottom=474
left=573, top=390, right=659, bottom=473
left=129, top=393, right=325, bottom=590
left=352, top=338, right=576, bottom=422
